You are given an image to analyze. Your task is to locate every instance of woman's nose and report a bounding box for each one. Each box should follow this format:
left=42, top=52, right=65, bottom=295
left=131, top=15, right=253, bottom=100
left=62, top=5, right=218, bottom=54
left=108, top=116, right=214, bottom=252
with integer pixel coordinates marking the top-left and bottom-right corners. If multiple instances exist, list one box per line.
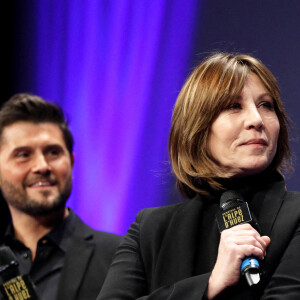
left=245, top=106, right=264, bottom=130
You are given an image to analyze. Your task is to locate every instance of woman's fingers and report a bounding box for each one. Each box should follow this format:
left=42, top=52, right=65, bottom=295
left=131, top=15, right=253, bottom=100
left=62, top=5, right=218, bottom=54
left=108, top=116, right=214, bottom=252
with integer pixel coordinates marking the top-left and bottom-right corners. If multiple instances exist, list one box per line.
left=208, top=223, right=270, bottom=294
left=223, top=236, right=267, bottom=259
left=223, top=223, right=268, bottom=248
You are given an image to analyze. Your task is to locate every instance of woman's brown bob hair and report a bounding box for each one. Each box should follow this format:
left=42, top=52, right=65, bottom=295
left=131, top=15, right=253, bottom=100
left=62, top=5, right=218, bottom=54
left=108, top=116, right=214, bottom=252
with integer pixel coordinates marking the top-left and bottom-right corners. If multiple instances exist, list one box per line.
left=168, top=52, right=291, bottom=198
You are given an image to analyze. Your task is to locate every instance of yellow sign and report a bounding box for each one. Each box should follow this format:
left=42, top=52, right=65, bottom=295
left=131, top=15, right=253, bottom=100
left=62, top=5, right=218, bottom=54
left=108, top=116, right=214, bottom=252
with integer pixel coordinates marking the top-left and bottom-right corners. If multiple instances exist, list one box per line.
left=222, top=206, right=245, bottom=229
left=2, top=276, right=31, bottom=300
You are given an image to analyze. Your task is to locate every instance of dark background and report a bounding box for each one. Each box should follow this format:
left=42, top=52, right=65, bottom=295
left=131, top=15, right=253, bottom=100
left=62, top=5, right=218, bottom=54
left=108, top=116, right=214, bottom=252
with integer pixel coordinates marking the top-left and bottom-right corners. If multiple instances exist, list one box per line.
left=192, top=0, right=300, bottom=188
left=1, top=2, right=14, bottom=238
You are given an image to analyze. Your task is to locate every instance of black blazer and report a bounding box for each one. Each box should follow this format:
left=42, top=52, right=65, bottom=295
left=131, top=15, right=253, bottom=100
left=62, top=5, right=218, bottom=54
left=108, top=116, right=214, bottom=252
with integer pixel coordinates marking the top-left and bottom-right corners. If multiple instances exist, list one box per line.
left=56, top=214, right=122, bottom=300
left=98, top=175, right=300, bottom=299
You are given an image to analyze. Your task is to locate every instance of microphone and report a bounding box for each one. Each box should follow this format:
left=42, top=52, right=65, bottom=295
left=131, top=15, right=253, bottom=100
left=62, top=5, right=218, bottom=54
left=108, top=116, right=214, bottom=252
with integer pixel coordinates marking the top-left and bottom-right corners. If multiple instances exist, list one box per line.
left=0, top=246, right=39, bottom=299
left=215, top=190, right=261, bottom=286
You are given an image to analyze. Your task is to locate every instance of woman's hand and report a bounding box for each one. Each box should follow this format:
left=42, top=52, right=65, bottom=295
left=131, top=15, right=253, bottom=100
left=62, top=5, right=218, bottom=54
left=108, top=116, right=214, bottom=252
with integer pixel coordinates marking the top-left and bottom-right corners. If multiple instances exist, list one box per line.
left=206, top=223, right=271, bottom=299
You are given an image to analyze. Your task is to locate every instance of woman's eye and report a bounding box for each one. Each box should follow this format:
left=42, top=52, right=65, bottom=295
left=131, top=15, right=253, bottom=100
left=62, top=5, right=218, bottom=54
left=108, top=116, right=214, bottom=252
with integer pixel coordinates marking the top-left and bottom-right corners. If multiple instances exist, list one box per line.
left=225, top=103, right=241, bottom=110
left=259, top=101, right=274, bottom=110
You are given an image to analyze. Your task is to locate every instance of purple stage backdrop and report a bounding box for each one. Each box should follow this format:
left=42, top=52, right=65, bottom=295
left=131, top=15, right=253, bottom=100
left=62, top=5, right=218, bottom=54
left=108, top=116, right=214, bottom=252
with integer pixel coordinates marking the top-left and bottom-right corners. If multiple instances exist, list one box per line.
left=23, top=0, right=199, bottom=234
left=9, top=1, right=300, bottom=235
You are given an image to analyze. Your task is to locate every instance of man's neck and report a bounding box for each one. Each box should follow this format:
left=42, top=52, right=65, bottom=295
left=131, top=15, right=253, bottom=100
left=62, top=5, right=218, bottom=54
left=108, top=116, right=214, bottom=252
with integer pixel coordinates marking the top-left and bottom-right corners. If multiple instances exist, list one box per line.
left=8, top=207, right=69, bottom=260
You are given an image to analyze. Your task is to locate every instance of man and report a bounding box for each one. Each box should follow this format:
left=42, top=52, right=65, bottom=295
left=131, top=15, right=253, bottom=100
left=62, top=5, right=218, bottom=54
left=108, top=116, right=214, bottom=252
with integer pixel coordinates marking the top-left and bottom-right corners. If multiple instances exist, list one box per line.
left=0, top=93, right=121, bottom=300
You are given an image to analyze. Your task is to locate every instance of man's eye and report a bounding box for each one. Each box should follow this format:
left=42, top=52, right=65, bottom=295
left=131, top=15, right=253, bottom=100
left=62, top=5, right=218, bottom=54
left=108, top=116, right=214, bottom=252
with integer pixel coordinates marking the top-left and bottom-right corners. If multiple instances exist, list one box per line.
left=47, top=148, right=62, bottom=156
left=17, top=152, right=29, bottom=158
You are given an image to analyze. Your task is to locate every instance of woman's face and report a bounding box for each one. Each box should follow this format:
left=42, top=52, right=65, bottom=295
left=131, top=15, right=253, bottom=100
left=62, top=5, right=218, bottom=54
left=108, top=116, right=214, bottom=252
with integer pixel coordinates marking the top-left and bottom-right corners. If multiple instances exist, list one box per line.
left=208, top=73, right=280, bottom=177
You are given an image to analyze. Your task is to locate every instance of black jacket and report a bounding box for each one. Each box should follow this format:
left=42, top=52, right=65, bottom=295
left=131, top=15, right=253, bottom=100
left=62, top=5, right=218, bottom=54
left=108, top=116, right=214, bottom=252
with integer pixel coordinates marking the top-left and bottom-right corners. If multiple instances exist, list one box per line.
left=56, top=214, right=121, bottom=299
left=98, top=174, right=300, bottom=299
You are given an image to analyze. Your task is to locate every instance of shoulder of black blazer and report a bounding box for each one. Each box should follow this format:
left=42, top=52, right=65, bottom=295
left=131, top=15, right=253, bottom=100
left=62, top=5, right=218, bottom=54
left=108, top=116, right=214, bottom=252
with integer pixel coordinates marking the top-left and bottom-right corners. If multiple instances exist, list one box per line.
left=56, top=213, right=122, bottom=300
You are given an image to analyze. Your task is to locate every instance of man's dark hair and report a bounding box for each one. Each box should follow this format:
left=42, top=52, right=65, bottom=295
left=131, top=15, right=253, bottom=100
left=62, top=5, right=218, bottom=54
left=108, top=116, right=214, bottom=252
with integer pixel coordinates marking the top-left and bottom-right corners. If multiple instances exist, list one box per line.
left=0, top=93, right=74, bottom=155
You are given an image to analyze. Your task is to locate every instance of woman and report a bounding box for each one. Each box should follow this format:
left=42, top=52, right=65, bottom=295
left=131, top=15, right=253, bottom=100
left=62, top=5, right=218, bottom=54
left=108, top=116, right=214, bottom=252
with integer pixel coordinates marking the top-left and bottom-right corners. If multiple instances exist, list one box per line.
left=97, top=53, right=300, bottom=299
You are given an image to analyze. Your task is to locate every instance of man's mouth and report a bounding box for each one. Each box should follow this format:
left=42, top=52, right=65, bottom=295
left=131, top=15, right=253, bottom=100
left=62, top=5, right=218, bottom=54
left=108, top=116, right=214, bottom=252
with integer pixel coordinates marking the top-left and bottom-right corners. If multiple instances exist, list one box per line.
left=27, top=180, right=56, bottom=188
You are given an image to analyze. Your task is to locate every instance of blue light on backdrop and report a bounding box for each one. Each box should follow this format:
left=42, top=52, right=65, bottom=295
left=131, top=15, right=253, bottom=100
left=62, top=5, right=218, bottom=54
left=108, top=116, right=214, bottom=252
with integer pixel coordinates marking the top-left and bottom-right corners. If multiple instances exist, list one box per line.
left=27, top=0, right=199, bottom=234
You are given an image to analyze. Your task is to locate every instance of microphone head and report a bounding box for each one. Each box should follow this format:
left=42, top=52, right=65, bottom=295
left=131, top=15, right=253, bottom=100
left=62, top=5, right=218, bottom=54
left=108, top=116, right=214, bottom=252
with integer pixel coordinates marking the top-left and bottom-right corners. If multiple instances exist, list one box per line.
left=220, top=190, right=244, bottom=211
left=0, top=246, right=20, bottom=283
left=216, top=190, right=254, bottom=232
left=0, top=247, right=17, bottom=268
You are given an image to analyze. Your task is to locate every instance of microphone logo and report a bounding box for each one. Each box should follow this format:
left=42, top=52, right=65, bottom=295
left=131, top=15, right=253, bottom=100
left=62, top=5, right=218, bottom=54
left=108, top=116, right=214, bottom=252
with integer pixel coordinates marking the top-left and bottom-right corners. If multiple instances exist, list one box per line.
left=216, top=201, right=252, bottom=232
left=1, top=275, right=33, bottom=299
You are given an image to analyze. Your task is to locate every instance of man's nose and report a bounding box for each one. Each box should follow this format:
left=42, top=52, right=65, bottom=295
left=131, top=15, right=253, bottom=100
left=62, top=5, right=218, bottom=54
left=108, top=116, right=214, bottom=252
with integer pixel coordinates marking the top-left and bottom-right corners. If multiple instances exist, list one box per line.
left=31, top=154, right=51, bottom=174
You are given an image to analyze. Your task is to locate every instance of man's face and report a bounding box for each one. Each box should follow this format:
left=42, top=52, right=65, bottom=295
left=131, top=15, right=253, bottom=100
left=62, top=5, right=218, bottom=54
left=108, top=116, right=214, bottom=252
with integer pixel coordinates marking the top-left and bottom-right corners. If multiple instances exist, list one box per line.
left=0, top=121, right=74, bottom=216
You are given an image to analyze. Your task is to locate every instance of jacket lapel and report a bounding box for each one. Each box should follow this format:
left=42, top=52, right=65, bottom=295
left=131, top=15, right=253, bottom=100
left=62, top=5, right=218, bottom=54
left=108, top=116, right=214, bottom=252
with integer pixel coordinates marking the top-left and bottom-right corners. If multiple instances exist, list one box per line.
left=55, top=217, right=95, bottom=300
left=153, top=196, right=205, bottom=289
left=254, top=174, right=286, bottom=236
